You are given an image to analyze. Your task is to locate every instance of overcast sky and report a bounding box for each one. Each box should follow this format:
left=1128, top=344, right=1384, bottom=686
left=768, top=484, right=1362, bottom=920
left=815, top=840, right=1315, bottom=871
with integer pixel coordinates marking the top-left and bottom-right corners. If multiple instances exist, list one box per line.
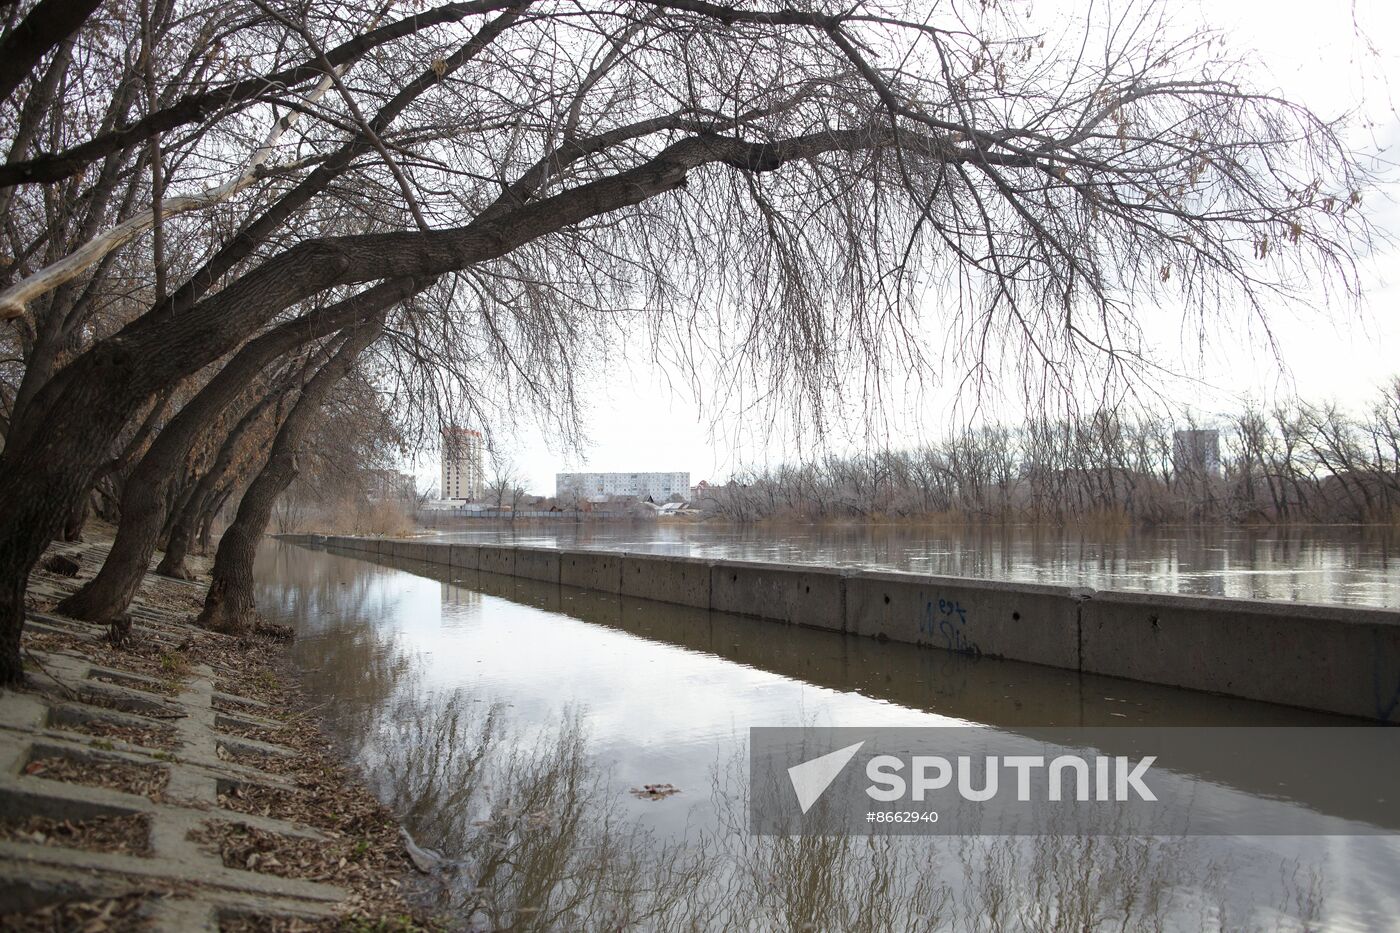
left=417, top=0, right=1400, bottom=496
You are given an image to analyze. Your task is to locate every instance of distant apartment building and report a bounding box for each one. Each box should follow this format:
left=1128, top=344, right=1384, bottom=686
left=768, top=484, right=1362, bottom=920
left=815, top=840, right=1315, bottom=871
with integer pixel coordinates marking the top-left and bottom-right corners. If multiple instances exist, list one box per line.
left=442, top=427, right=485, bottom=500
left=1172, top=429, right=1221, bottom=478
left=557, top=471, right=690, bottom=502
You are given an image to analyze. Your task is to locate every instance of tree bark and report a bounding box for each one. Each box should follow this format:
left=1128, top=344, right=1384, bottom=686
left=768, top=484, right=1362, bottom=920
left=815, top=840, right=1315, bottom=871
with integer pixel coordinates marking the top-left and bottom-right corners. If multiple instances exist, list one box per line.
left=0, top=0, right=103, bottom=107
left=154, top=499, right=201, bottom=581
left=61, top=494, right=89, bottom=543
left=50, top=389, right=171, bottom=545
left=56, top=279, right=418, bottom=622
left=197, top=486, right=234, bottom=554
left=156, top=476, right=198, bottom=553
left=155, top=384, right=288, bottom=579
left=198, top=319, right=384, bottom=634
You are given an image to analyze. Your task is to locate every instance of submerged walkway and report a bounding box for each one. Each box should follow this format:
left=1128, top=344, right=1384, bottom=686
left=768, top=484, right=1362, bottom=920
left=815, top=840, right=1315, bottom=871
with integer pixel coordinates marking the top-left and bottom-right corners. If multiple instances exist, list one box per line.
left=0, top=535, right=419, bottom=931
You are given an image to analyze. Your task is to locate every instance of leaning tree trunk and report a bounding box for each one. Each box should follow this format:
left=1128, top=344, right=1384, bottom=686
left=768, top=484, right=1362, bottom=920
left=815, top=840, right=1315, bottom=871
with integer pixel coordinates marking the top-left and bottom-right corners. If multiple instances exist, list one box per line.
left=156, top=387, right=285, bottom=579
left=55, top=417, right=224, bottom=621
left=156, top=478, right=199, bottom=553
left=56, top=280, right=415, bottom=622
left=61, top=493, right=90, bottom=543
left=197, top=486, right=235, bottom=554
left=199, top=319, right=383, bottom=634
left=0, top=334, right=163, bottom=684
left=155, top=496, right=203, bottom=581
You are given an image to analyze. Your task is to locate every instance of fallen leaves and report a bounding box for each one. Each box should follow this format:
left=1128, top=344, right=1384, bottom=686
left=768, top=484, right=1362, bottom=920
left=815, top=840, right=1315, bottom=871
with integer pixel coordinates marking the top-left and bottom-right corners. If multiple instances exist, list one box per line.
left=214, top=716, right=287, bottom=744
left=24, top=753, right=170, bottom=802
left=0, top=890, right=153, bottom=932
left=57, top=713, right=177, bottom=751
left=1, top=813, right=153, bottom=857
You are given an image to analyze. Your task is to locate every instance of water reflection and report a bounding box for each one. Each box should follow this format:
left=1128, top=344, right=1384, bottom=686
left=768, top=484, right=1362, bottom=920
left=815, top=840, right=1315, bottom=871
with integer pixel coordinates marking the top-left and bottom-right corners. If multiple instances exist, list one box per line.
left=255, top=541, right=1400, bottom=931
left=430, top=522, right=1400, bottom=607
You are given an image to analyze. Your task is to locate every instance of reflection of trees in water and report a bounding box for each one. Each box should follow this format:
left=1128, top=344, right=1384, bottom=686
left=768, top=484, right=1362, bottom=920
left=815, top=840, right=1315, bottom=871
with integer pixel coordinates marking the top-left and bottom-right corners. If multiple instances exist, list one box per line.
left=719, top=793, right=1323, bottom=931
left=255, top=542, right=390, bottom=634
left=360, top=692, right=1325, bottom=932
left=260, top=543, right=1337, bottom=928
left=364, top=694, right=708, bottom=931
left=291, top=620, right=417, bottom=742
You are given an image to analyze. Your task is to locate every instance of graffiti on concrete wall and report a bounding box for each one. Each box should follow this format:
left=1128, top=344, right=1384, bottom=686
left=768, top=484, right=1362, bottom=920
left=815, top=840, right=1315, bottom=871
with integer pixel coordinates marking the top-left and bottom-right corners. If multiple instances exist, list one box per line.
left=919, top=597, right=982, bottom=659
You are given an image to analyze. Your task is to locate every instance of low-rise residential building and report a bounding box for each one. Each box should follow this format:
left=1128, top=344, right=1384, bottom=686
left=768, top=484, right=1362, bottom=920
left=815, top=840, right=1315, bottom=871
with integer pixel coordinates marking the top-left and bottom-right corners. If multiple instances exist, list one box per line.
left=556, top=471, right=690, bottom=502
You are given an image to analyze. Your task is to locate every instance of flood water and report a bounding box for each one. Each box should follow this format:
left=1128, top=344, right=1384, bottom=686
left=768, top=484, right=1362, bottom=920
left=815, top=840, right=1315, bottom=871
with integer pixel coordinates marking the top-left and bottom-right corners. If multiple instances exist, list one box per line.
left=256, top=540, right=1400, bottom=932
left=425, top=522, right=1400, bottom=608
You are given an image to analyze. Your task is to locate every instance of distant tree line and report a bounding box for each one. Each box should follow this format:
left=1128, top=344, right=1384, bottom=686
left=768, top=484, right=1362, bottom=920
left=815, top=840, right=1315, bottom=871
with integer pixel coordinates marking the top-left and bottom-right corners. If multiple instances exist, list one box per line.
left=702, top=381, right=1400, bottom=525
left=0, top=0, right=1373, bottom=683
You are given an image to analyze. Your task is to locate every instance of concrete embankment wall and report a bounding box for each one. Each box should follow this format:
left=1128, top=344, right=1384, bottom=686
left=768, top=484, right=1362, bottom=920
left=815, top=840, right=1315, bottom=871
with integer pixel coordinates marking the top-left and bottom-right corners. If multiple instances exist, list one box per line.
left=275, top=534, right=1400, bottom=723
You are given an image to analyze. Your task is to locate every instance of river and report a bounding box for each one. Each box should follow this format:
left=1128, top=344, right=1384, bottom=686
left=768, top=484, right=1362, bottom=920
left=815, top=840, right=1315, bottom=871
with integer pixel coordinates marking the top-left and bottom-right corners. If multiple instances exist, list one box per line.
left=256, top=537, right=1400, bottom=931
left=421, top=522, right=1400, bottom=608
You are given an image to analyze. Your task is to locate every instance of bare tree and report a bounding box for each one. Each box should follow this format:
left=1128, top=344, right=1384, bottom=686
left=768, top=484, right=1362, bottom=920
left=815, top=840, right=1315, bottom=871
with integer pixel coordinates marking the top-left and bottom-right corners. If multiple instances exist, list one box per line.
left=0, top=0, right=1377, bottom=680
left=485, top=457, right=527, bottom=518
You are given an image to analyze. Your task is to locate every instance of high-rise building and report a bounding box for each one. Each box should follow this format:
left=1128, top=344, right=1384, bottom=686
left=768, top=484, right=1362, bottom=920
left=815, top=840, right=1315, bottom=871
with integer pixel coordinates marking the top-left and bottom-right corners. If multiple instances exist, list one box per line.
left=442, top=428, right=485, bottom=500
left=1172, top=429, right=1221, bottom=478
left=556, top=471, right=690, bottom=502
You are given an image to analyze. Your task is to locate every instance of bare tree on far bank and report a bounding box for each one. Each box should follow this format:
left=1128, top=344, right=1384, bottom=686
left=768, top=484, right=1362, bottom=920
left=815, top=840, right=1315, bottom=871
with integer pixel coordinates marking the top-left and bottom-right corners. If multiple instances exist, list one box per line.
left=484, top=458, right=527, bottom=517
left=706, top=381, right=1400, bottom=526
left=0, top=0, right=1378, bottom=681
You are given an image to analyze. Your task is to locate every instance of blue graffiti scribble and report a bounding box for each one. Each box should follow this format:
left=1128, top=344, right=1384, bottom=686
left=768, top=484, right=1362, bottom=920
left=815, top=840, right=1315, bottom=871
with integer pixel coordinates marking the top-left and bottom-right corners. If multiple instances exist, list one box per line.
left=919, top=598, right=981, bottom=659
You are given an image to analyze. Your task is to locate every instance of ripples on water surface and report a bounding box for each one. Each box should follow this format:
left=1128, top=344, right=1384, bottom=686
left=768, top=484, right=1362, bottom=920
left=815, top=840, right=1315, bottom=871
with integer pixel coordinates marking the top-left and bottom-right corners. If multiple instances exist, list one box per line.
left=425, top=522, right=1400, bottom=607
left=256, top=540, right=1400, bottom=931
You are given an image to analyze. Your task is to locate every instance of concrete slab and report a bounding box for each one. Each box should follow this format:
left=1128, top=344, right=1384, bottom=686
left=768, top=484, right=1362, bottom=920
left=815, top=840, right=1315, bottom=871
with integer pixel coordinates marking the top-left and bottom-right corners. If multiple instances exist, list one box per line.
left=283, top=535, right=1400, bottom=721
left=478, top=546, right=515, bottom=577
left=513, top=548, right=560, bottom=584
left=448, top=544, right=481, bottom=571
left=845, top=571, right=1081, bottom=669
left=561, top=550, right=622, bottom=592
left=1, top=537, right=417, bottom=929
left=709, top=560, right=844, bottom=631
left=621, top=553, right=710, bottom=608
left=1080, top=590, right=1400, bottom=722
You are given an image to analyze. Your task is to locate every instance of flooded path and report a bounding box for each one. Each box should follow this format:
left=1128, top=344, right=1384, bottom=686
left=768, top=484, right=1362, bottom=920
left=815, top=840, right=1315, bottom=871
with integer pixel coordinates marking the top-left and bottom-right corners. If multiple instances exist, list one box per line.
left=257, top=540, right=1400, bottom=931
